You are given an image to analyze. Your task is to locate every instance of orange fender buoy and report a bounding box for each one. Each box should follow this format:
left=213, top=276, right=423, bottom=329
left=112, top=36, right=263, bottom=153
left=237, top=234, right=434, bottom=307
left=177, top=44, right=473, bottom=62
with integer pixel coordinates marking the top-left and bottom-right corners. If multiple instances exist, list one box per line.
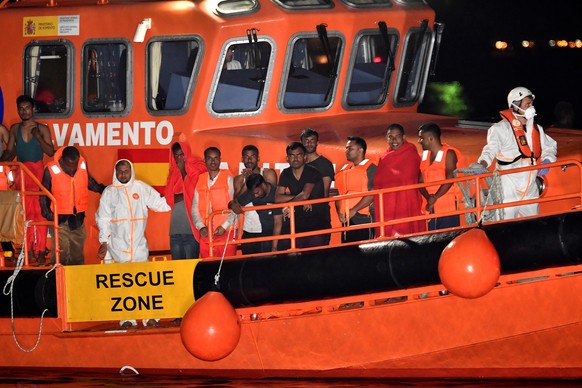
left=180, top=291, right=241, bottom=361
left=438, top=228, right=500, bottom=299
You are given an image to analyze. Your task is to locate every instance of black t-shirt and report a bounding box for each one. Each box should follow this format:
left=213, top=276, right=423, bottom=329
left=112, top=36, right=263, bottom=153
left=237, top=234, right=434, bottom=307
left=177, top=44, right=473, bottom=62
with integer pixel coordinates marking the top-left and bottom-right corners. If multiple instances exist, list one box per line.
left=236, top=183, right=281, bottom=233
left=278, top=165, right=330, bottom=232
left=308, top=155, right=335, bottom=182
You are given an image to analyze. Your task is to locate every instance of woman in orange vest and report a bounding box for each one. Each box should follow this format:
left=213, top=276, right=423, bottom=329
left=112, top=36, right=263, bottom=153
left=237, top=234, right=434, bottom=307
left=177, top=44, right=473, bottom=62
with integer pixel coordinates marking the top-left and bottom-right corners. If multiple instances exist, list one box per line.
left=418, top=122, right=463, bottom=231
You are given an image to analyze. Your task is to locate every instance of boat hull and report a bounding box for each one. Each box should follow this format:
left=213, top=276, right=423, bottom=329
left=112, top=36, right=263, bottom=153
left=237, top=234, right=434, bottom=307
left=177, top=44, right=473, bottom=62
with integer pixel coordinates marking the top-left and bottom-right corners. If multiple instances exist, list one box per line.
left=2, top=261, right=582, bottom=378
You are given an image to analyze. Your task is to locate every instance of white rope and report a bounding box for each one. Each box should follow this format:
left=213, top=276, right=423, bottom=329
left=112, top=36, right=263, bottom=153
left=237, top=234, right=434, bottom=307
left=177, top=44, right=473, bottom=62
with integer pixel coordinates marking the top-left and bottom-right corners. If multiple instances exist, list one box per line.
left=2, top=220, right=52, bottom=352
left=214, top=212, right=238, bottom=288
left=119, top=365, right=140, bottom=375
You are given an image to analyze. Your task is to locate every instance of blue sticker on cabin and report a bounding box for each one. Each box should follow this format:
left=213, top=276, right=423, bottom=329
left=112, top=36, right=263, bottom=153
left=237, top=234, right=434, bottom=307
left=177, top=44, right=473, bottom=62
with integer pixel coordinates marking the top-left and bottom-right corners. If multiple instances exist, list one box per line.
left=0, top=85, right=4, bottom=123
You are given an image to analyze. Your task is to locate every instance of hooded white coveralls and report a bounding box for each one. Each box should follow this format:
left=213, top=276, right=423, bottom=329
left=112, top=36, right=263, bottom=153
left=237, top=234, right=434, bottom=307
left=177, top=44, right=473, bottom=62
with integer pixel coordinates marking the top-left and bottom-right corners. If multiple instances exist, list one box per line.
left=479, top=118, right=557, bottom=219
left=96, top=159, right=171, bottom=263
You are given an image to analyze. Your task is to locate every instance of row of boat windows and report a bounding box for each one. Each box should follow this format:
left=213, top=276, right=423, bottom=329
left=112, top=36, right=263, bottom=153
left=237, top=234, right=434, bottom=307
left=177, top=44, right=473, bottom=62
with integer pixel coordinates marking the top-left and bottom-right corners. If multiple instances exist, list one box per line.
left=24, top=24, right=433, bottom=119
left=216, top=0, right=425, bottom=16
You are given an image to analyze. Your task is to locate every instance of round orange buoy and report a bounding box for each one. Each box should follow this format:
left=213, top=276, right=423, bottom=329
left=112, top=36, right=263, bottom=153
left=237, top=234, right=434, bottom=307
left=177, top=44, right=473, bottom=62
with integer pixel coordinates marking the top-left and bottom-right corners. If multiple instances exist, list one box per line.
left=180, top=291, right=241, bottom=361
left=438, top=228, right=500, bottom=299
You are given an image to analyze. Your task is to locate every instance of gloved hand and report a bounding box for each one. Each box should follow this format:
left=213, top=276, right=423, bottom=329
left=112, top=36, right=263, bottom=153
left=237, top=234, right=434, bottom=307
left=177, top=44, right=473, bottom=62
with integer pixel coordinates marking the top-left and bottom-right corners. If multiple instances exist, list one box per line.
left=538, top=159, right=551, bottom=176
left=468, top=162, right=488, bottom=175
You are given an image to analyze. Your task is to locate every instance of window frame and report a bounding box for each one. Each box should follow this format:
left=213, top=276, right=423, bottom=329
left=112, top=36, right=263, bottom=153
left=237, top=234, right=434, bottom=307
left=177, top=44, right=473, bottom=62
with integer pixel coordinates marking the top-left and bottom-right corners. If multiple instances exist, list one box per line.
left=145, top=34, right=205, bottom=116
left=23, top=39, right=75, bottom=119
left=81, top=38, right=132, bottom=118
left=342, top=28, right=400, bottom=111
left=207, top=36, right=277, bottom=118
left=278, top=31, right=345, bottom=114
left=271, top=0, right=334, bottom=11
left=392, top=24, right=435, bottom=107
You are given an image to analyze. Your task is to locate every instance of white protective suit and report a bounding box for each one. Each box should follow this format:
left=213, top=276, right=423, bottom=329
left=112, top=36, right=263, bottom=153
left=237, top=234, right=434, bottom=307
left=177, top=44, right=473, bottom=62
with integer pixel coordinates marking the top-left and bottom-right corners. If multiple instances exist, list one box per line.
left=479, top=118, right=557, bottom=219
left=96, top=159, right=171, bottom=263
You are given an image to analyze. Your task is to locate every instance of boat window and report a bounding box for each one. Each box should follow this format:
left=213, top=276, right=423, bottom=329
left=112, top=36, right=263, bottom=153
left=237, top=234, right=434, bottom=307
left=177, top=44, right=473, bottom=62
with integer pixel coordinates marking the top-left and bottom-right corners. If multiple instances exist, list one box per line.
left=344, top=30, right=398, bottom=108
left=271, top=0, right=333, bottom=10
left=146, top=37, right=202, bottom=114
left=210, top=40, right=273, bottom=114
left=339, top=0, right=391, bottom=9
left=82, top=40, right=131, bottom=116
left=280, top=32, right=343, bottom=111
left=215, top=0, right=260, bottom=16
left=393, top=21, right=433, bottom=106
left=24, top=41, right=73, bottom=117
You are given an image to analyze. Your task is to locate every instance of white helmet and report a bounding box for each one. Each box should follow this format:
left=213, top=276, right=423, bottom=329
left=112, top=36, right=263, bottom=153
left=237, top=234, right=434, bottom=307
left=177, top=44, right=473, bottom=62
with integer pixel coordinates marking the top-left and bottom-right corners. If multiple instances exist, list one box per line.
left=507, top=87, right=535, bottom=108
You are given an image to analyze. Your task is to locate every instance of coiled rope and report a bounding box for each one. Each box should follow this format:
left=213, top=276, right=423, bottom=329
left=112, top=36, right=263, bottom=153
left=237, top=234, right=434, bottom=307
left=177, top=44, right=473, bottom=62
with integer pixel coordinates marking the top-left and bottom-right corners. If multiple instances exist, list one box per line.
left=454, top=163, right=504, bottom=225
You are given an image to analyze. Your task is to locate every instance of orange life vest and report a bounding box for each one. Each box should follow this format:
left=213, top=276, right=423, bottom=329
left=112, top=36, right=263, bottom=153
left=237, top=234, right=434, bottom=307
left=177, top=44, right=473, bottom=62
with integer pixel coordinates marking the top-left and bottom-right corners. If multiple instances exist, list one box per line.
left=335, top=159, right=374, bottom=217
left=499, top=108, right=541, bottom=165
left=196, top=171, right=232, bottom=229
left=47, top=149, right=89, bottom=215
left=0, top=166, right=8, bottom=190
left=420, top=144, right=463, bottom=214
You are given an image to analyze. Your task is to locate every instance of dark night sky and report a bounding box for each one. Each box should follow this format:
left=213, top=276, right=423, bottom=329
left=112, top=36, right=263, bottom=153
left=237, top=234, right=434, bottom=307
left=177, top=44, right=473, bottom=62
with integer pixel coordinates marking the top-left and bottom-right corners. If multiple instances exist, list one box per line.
left=422, top=0, right=582, bottom=128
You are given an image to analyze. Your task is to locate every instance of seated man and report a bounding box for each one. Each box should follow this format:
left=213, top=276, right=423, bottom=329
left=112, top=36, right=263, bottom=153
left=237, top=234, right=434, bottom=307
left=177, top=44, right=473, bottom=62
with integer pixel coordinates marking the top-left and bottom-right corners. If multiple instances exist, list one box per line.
left=229, top=173, right=282, bottom=254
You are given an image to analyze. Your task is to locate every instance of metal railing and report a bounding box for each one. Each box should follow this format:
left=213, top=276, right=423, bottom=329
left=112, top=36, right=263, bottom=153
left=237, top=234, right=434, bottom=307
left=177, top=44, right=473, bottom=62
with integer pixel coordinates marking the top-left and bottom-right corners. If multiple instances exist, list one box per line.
left=206, top=160, right=582, bottom=259
left=0, top=161, right=60, bottom=267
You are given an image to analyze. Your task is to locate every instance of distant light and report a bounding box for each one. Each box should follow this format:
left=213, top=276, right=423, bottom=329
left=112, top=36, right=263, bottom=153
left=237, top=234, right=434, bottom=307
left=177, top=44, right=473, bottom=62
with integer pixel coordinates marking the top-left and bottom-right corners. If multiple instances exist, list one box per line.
left=557, top=40, right=568, bottom=48
left=576, top=40, right=582, bottom=48
left=495, top=41, right=508, bottom=50
left=568, top=41, right=576, bottom=48
left=314, top=55, right=328, bottom=64
left=521, top=40, right=534, bottom=48
left=549, top=40, right=556, bottom=47
left=372, top=56, right=382, bottom=63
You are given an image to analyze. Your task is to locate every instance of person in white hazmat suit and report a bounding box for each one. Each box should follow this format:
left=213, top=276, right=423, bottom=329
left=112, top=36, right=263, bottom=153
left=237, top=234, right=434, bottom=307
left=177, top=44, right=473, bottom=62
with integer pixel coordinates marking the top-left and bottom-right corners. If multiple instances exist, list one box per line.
left=478, top=87, right=557, bottom=219
left=96, top=159, right=171, bottom=328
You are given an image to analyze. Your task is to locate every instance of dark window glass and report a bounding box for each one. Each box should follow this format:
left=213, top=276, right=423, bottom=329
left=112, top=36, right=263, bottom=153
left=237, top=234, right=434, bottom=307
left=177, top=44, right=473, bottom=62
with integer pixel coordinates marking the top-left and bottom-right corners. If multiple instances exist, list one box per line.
left=283, top=35, right=342, bottom=109
left=346, top=32, right=398, bottom=106
left=83, top=42, right=129, bottom=114
left=147, top=39, right=200, bottom=112
left=395, top=27, right=432, bottom=104
left=24, top=43, right=71, bottom=115
left=212, top=41, right=272, bottom=113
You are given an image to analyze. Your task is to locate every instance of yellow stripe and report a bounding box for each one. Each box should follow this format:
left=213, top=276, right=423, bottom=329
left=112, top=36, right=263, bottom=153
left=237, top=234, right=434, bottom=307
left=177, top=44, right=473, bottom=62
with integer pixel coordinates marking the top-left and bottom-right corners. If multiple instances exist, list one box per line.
left=132, top=162, right=168, bottom=187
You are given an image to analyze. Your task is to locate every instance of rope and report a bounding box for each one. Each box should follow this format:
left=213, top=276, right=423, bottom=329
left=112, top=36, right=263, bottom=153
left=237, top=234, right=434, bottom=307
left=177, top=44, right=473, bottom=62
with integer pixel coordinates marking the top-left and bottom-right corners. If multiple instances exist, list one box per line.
left=119, top=365, right=140, bottom=375
left=213, top=212, right=238, bottom=289
left=2, top=220, right=53, bottom=352
left=454, top=163, right=504, bottom=225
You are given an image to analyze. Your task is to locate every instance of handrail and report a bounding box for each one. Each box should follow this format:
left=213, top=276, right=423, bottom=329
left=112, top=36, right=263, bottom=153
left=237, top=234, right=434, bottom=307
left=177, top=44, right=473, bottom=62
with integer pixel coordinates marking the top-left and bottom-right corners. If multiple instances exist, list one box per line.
left=206, top=159, right=582, bottom=259
left=0, top=161, right=60, bottom=267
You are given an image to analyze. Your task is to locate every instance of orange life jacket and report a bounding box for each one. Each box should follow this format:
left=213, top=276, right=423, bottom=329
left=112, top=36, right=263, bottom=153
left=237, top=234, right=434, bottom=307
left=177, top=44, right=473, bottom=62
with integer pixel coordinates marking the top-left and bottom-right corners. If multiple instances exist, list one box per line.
left=196, top=171, right=232, bottom=230
left=335, top=159, right=374, bottom=217
left=47, top=149, right=89, bottom=215
left=499, top=109, right=541, bottom=165
left=420, top=144, right=463, bottom=214
left=0, top=166, right=8, bottom=190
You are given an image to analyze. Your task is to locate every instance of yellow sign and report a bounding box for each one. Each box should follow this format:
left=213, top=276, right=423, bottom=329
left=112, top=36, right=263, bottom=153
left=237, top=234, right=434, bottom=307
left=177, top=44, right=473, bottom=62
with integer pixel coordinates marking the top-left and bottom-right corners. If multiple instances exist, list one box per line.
left=23, top=15, right=80, bottom=37
left=65, top=260, right=200, bottom=322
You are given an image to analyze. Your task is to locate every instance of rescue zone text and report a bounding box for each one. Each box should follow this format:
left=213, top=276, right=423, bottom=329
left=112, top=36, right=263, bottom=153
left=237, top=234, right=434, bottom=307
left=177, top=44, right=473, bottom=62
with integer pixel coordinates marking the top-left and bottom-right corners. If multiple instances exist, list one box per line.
left=95, top=270, right=175, bottom=312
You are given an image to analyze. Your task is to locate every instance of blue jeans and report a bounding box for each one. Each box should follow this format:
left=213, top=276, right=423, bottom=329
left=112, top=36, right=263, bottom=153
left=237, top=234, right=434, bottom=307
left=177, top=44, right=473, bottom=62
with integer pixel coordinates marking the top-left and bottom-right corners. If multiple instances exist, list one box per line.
left=170, top=234, right=200, bottom=260
left=428, top=215, right=460, bottom=231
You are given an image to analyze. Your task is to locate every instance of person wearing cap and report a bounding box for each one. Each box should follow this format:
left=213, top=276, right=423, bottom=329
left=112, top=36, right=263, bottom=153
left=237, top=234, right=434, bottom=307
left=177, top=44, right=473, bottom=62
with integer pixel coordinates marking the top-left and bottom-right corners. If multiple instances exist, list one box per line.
left=478, top=87, right=557, bottom=219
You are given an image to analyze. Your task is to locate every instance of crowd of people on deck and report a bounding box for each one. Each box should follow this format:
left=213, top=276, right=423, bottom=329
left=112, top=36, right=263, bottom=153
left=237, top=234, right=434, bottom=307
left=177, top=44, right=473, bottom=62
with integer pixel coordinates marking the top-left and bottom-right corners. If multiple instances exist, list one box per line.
left=0, top=86, right=558, bottom=269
